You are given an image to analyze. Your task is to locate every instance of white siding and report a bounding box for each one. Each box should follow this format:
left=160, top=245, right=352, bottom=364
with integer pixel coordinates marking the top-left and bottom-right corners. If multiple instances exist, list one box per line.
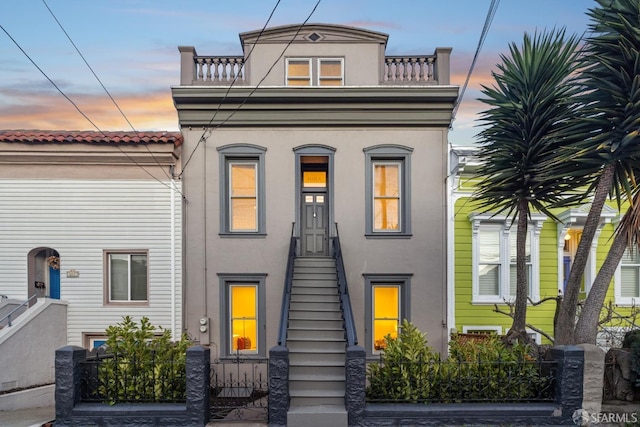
left=0, top=179, right=182, bottom=346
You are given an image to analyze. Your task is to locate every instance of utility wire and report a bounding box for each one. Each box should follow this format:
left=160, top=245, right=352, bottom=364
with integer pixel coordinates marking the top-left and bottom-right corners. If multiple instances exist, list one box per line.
left=451, top=0, right=500, bottom=124
left=0, top=22, right=181, bottom=195
left=41, top=0, right=175, bottom=184
left=180, top=0, right=322, bottom=177
left=180, top=0, right=283, bottom=174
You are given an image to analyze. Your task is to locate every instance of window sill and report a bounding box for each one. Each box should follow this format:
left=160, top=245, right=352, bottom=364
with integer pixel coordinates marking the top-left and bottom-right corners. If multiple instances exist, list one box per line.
left=365, top=233, right=412, bottom=239
left=219, top=233, right=266, bottom=238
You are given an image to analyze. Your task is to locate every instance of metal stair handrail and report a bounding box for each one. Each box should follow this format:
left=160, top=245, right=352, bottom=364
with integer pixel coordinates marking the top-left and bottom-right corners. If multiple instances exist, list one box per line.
left=0, top=294, right=37, bottom=327
left=333, top=224, right=358, bottom=346
left=277, top=223, right=297, bottom=346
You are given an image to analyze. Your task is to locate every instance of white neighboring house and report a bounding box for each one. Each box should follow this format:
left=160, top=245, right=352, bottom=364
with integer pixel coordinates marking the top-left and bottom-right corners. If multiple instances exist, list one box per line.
left=0, top=130, right=183, bottom=348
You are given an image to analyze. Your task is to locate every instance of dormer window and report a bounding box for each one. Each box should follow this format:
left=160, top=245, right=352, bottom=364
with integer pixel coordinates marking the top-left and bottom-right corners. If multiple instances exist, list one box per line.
left=286, top=58, right=344, bottom=86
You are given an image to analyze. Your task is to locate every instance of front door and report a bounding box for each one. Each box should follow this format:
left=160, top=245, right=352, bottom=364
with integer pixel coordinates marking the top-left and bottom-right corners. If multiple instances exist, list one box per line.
left=49, top=266, right=60, bottom=299
left=302, top=192, right=327, bottom=256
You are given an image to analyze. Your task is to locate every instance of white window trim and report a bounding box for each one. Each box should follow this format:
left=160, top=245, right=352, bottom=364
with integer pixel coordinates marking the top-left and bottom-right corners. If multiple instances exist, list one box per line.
left=285, top=58, right=312, bottom=86
left=228, top=160, right=258, bottom=232
left=615, top=254, right=640, bottom=306
left=285, top=57, right=344, bottom=86
left=470, top=213, right=545, bottom=304
left=104, top=250, right=149, bottom=305
left=372, top=160, right=402, bottom=233
left=317, top=58, right=344, bottom=86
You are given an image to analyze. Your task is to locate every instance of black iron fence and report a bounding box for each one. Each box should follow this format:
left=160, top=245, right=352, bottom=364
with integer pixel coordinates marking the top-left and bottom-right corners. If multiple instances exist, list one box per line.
left=366, top=356, right=556, bottom=404
left=209, top=356, right=269, bottom=422
left=79, top=352, right=186, bottom=404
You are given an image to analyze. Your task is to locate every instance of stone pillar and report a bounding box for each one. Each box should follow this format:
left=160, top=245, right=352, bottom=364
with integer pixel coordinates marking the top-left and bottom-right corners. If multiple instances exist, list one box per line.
left=178, top=46, right=197, bottom=85
left=186, top=345, right=210, bottom=427
left=268, top=345, right=289, bottom=427
left=435, top=47, right=452, bottom=85
left=578, top=343, right=605, bottom=416
left=551, top=345, right=584, bottom=420
left=54, top=346, right=87, bottom=423
left=345, top=345, right=366, bottom=427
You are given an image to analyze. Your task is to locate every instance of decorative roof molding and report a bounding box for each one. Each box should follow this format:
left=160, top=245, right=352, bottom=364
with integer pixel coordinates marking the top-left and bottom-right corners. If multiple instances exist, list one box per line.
left=239, top=23, right=389, bottom=47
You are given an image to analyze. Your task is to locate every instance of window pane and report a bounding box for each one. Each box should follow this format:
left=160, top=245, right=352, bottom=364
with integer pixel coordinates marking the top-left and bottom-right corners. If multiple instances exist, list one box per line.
left=110, top=254, right=128, bottom=300
left=509, top=265, right=532, bottom=297
left=374, top=199, right=399, bottom=230
left=622, top=250, right=640, bottom=264
left=231, top=198, right=257, bottom=230
left=319, top=60, right=342, bottom=77
left=303, top=171, right=326, bottom=188
left=288, top=79, right=311, bottom=86
left=288, top=60, right=310, bottom=77
left=231, top=163, right=256, bottom=197
left=621, top=267, right=639, bottom=297
left=374, top=164, right=399, bottom=197
left=509, top=232, right=531, bottom=263
left=130, top=254, right=147, bottom=301
left=230, top=286, right=257, bottom=352
left=373, top=286, right=399, bottom=348
left=479, top=230, right=500, bottom=263
left=479, top=264, right=499, bottom=295
left=319, top=79, right=342, bottom=86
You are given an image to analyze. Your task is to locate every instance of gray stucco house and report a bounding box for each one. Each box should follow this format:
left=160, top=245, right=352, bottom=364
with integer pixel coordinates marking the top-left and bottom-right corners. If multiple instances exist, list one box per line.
left=171, top=23, right=457, bottom=424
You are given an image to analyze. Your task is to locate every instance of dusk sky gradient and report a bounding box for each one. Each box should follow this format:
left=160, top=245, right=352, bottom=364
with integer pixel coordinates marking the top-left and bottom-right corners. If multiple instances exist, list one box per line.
left=0, top=1, right=594, bottom=145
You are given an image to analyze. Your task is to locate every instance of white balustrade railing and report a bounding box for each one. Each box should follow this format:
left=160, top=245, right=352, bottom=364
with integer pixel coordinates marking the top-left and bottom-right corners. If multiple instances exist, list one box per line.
left=194, top=56, right=246, bottom=84
left=383, top=56, right=436, bottom=83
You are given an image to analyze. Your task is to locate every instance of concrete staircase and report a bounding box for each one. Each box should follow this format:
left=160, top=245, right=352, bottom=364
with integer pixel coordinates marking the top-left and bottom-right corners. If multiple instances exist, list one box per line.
left=286, top=257, right=348, bottom=427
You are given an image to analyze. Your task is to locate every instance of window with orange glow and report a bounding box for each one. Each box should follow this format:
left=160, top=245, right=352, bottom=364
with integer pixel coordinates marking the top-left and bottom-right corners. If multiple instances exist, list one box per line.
left=318, top=59, right=343, bottom=86
left=286, top=59, right=311, bottom=86
left=303, top=170, right=326, bottom=188
left=373, top=162, right=400, bottom=231
left=286, top=58, right=344, bottom=86
left=230, top=285, right=257, bottom=353
left=229, top=162, right=257, bottom=231
left=372, top=285, right=400, bottom=351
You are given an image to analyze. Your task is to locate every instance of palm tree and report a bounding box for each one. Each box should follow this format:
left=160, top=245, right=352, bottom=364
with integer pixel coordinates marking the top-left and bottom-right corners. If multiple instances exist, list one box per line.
left=474, top=29, right=587, bottom=341
left=552, top=0, right=640, bottom=345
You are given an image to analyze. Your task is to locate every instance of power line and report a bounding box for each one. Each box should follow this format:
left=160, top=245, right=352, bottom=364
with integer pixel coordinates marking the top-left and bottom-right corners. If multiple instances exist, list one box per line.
left=180, top=0, right=283, bottom=174
left=180, top=0, right=322, bottom=177
left=41, top=0, right=174, bottom=184
left=451, top=0, right=500, bottom=125
left=0, top=22, right=182, bottom=195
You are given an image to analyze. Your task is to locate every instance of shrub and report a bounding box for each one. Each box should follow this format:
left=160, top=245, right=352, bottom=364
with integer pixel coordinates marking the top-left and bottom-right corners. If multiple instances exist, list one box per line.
left=98, top=316, right=191, bottom=404
left=366, top=321, right=550, bottom=403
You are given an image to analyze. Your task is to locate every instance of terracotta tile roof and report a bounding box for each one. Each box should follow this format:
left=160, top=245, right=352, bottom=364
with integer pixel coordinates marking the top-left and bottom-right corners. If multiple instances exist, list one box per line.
left=0, top=130, right=183, bottom=147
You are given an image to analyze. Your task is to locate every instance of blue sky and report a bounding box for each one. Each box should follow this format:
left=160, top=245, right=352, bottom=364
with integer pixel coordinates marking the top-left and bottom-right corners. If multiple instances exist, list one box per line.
left=0, top=0, right=593, bottom=144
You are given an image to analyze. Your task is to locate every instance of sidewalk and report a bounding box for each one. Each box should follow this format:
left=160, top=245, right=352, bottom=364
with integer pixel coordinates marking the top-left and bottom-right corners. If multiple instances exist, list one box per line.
left=0, top=406, right=54, bottom=427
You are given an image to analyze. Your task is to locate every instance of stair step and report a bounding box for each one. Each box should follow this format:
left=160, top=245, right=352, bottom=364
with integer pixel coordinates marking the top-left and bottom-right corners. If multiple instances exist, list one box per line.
left=290, top=379, right=345, bottom=393
left=289, top=309, right=342, bottom=320
left=288, top=318, right=343, bottom=329
left=290, top=364, right=345, bottom=377
left=287, top=404, right=347, bottom=427
left=293, top=266, right=337, bottom=274
left=289, top=342, right=346, bottom=354
left=289, top=396, right=345, bottom=408
left=288, top=328, right=345, bottom=340
left=289, top=351, right=345, bottom=365
left=289, top=301, right=341, bottom=311
left=290, top=293, right=340, bottom=303
left=291, top=286, right=338, bottom=295
left=293, top=273, right=338, bottom=281
left=295, top=258, right=335, bottom=266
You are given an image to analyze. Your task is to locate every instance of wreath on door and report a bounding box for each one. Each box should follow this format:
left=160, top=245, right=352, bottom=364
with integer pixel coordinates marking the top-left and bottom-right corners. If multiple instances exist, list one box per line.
left=47, top=255, right=60, bottom=270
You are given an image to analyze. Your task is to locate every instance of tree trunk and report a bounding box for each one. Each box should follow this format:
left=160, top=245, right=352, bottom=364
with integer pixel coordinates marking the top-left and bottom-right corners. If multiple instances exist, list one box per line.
left=554, top=163, right=616, bottom=345
left=508, top=200, right=529, bottom=335
left=574, top=220, right=628, bottom=344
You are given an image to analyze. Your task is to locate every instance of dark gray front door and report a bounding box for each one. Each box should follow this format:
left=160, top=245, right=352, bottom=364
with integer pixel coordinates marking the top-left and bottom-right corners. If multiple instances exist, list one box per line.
left=302, top=193, right=327, bottom=256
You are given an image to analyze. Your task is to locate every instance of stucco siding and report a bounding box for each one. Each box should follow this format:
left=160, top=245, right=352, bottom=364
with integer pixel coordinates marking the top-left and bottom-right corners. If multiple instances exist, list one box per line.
left=181, top=126, right=449, bottom=355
